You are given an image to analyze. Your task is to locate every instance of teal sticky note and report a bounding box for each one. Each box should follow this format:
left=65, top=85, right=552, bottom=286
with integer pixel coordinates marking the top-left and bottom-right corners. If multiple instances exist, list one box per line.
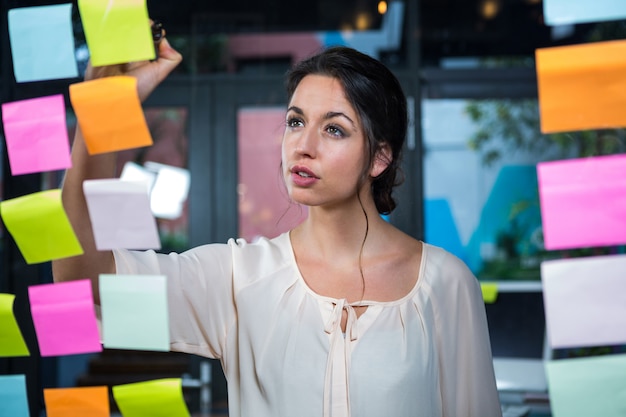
left=546, top=354, right=626, bottom=417
left=99, top=274, right=169, bottom=351
left=544, top=0, right=626, bottom=25
left=8, top=4, right=78, bottom=83
left=0, top=375, right=30, bottom=417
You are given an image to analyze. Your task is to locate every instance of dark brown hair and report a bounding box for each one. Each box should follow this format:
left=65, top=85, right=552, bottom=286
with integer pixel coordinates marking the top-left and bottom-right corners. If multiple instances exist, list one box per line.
left=285, top=46, right=408, bottom=214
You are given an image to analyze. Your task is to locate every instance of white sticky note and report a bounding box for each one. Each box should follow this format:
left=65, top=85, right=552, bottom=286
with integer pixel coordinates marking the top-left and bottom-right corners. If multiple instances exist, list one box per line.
left=83, top=179, right=160, bottom=250
left=120, top=161, right=157, bottom=190
left=541, top=254, right=626, bottom=349
left=144, top=162, right=190, bottom=220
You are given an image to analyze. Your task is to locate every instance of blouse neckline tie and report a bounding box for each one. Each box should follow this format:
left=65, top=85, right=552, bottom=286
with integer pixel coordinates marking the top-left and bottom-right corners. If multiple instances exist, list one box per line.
left=323, top=299, right=359, bottom=417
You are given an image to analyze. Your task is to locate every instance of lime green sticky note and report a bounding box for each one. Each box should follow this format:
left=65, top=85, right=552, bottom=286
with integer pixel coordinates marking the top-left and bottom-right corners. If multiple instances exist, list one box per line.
left=0, top=189, right=83, bottom=264
left=546, top=354, right=626, bottom=417
left=480, top=283, right=499, bottom=303
left=113, top=378, right=191, bottom=417
left=0, top=294, right=30, bottom=357
left=77, top=0, right=154, bottom=66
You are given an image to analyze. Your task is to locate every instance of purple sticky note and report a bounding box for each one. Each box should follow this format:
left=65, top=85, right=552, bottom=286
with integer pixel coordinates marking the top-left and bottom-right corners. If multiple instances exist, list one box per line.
left=537, top=154, right=626, bottom=250
left=28, top=280, right=102, bottom=357
left=1, top=94, right=72, bottom=175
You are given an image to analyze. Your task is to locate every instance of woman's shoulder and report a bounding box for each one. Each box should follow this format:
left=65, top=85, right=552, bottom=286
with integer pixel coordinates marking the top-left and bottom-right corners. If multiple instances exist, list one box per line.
left=420, top=243, right=479, bottom=293
left=226, top=232, right=294, bottom=274
left=227, top=232, right=291, bottom=257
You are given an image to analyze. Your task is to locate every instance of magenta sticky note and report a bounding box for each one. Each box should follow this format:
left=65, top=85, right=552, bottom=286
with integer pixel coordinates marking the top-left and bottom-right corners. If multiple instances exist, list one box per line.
left=537, top=154, right=626, bottom=250
left=28, top=280, right=102, bottom=357
left=1, top=94, right=71, bottom=175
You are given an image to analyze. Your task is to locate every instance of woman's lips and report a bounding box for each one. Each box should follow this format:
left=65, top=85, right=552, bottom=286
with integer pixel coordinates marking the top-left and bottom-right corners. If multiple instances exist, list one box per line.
left=290, top=166, right=319, bottom=187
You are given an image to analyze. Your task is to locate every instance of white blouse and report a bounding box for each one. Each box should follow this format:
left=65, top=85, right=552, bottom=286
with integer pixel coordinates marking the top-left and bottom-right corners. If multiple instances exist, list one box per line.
left=113, top=232, right=502, bottom=417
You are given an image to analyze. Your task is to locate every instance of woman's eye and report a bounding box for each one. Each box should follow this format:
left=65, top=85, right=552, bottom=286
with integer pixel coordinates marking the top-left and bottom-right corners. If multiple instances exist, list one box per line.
left=286, top=117, right=303, bottom=128
left=326, top=125, right=345, bottom=137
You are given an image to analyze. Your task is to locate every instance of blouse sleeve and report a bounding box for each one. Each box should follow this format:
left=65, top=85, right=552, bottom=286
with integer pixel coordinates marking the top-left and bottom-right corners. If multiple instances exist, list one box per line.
left=428, top=249, right=502, bottom=417
left=113, top=241, right=236, bottom=360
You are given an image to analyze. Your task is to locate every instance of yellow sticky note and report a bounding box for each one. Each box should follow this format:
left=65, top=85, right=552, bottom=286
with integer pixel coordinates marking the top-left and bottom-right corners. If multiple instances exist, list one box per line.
left=481, top=283, right=499, bottom=304
left=69, top=76, right=153, bottom=155
left=536, top=39, right=626, bottom=133
left=44, top=386, right=110, bottom=417
left=0, top=294, right=30, bottom=357
left=113, top=378, right=191, bottom=417
left=77, top=0, right=154, bottom=66
left=0, top=189, right=83, bottom=264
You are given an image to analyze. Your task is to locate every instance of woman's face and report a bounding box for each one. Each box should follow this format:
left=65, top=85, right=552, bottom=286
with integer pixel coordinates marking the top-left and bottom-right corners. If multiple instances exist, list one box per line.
left=282, top=74, right=369, bottom=209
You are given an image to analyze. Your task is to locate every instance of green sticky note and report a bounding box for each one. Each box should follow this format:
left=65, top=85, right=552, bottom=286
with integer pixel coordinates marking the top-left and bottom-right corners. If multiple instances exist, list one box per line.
left=113, top=378, right=190, bottom=417
left=480, top=283, right=498, bottom=303
left=0, top=294, right=30, bottom=357
left=99, top=274, right=169, bottom=351
left=77, top=0, right=154, bottom=66
left=0, top=189, right=83, bottom=264
left=546, top=354, right=626, bottom=417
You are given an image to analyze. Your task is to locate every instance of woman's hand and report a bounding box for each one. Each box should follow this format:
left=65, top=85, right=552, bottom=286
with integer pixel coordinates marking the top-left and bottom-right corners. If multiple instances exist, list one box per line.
left=84, top=33, right=183, bottom=102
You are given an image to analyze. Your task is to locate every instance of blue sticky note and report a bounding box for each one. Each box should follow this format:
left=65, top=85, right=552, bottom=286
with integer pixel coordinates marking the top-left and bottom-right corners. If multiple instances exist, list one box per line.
left=99, top=274, right=170, bottom=352
left=8, top=4, right=78, bottom=83
left=544, top=0, right=626, bottom=25
left=0, top=375, right=30, bottom=417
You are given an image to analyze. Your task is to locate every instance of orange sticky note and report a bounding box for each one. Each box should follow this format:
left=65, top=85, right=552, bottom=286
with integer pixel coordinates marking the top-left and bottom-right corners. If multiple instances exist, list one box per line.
left=536, top=40, right=626, bottom=134
left=44, top=386, right=110, bottom=417
left=69, top=76, right=152, bottom=154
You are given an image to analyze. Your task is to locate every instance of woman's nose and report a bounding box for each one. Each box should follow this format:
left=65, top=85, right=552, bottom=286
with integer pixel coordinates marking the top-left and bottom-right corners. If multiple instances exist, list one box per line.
left=294, top=127, right=317, bottom=158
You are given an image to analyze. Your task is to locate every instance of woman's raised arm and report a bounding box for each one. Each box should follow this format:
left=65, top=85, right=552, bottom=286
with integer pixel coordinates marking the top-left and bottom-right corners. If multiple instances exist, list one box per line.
left=51, top=36, right=182, bottom=303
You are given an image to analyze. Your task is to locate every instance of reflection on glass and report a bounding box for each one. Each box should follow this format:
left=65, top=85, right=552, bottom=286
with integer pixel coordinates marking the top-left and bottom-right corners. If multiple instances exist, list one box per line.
left=422, top=98, right=625, bottom=280
left=180, top=1, right=403, bottom=74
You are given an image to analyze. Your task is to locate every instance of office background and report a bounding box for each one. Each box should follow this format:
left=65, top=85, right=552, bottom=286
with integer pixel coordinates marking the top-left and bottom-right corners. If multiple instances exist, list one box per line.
left=1, top=0, right=625, bottom=415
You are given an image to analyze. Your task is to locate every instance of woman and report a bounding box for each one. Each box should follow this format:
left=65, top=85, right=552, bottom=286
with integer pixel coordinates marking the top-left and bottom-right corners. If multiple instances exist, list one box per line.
left=53, top=36, right=501, bottom=416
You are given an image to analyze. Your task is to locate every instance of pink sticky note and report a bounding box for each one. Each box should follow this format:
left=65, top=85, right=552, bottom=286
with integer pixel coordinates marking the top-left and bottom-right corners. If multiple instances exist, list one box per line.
left=28, top=280, right=102, bottom=357
left=537, top=154, right=626, bottom=250
left=1, top=94, right=71, bottom=175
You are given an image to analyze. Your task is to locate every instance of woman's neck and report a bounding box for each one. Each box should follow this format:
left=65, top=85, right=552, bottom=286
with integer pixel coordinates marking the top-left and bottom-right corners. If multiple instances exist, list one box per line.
left=292, top=198, right=385, bottom=261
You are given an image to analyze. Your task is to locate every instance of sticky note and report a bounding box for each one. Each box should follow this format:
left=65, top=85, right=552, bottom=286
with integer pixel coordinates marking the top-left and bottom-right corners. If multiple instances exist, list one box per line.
left=544, top=0, right=626, bottom=25
left=7, top=4, right=78, bottom=82
left=99, top=274, right=169, bottom=351
left=0, top=375, right=29, bottom=417
left=29, top=280, right=102, bottom=356
left=546, top=354, right=626, bottom=417
left=541, top=255, right=626, bottom=349
left=0, top=294, right=30, bottom=357
left=536, top=40, right=626, bottom=133
left=1, top=94, right=72, bottom=175
left=83, top=179, right=161, bottom=250
left=69, top=76, right=153, bottom=155
left=480, top=283, right=498, bottom=304
left=120, top=161, right=157, bottom=190
left=113, top=378, right=190, bottom=417
left=0, top=189, right=84, bottom=264
left=144, top=162, right=190, bottom=220
left=77, top=0, right=154, bottom=66
left=537, top=154, right=626, bottom=250
left=44, top=386, right=110, bottom=417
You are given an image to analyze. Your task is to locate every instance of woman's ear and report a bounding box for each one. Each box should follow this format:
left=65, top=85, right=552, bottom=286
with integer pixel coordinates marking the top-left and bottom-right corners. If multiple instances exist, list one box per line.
left=370, top=144, right=392, bottom=178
